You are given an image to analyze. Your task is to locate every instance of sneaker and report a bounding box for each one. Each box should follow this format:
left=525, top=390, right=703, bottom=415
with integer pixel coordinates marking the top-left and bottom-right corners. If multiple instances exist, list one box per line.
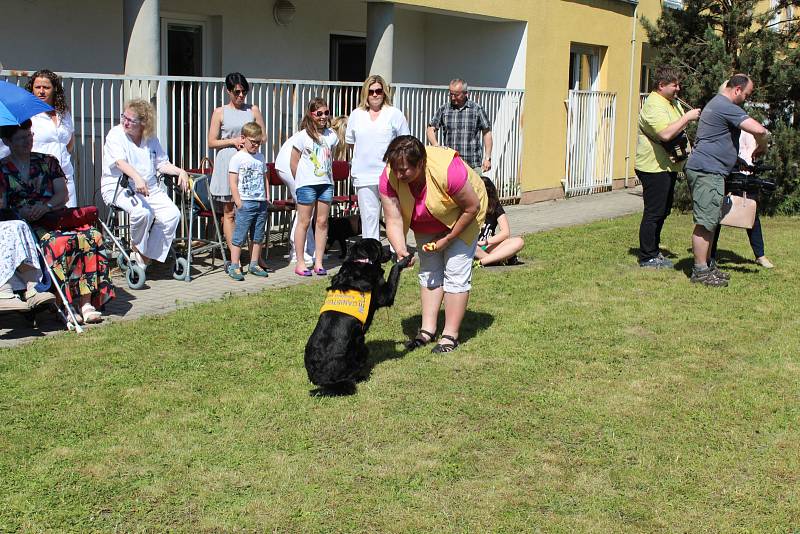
left=707, top=259, right=731, bottom=280
left=227, top=265, right=245, bottom=281
left=24, top=290, right=56, bottom=310
left=248, top=265, right=269, bottom=277
left=691, top=267, right=728, bottom=287
left=756, top=256, right=774, bottom=269
left=657, top=253, right=674, bottom=268
left=639, top=257, right=670, bottom=269
left=0, top=295, right=30, bottom=312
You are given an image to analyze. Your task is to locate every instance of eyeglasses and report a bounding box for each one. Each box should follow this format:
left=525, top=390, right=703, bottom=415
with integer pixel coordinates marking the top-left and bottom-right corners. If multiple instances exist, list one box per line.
left=449, top=92, right=466, bottom=97
left=120, top=114, right=141, bottom=125
left=368, top=88, right=384, bottom=96
left=232, top=89, right=248, bottom=96
left=313, top=110, right=331, bottom=117
left=245, top=137, right=262, bottom=146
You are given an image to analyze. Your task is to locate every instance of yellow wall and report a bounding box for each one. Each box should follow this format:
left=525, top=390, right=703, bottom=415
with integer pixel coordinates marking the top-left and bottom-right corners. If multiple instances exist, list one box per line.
left=393, top=0, right=665, bottom=200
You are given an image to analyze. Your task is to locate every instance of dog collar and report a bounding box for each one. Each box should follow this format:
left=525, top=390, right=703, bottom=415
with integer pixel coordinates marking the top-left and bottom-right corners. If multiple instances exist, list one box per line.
left=320, top=289, right=372, bottom=325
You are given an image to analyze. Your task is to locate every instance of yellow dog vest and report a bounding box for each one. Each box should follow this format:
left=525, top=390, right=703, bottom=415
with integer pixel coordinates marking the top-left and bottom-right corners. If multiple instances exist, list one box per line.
left=320, top=290, right=372, bottom=325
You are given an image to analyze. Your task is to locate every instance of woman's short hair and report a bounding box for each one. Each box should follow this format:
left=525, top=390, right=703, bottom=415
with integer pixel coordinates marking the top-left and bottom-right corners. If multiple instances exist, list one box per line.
left=0, top=119, right=32, bottom=141
left=124, top=99, right=156, bottom=139
left=225, top=72, right=250, bottom=93
left=383, top=135, right=426, bottom=168
left=359, top=74, right=393, bottom=109
left=25, top=69, right=68, bottom=116
left=241, top=121, right=262, bottom=140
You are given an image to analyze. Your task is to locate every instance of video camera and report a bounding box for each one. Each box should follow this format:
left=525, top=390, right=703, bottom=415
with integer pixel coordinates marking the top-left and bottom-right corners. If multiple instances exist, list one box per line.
left=727, top=164, right=777, bottom=195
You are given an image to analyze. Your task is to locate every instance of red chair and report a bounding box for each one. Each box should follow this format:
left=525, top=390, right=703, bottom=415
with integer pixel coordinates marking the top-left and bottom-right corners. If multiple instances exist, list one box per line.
left=331, top=160, right=358, bottom=216
left=265, top=162, right=296, bottom=259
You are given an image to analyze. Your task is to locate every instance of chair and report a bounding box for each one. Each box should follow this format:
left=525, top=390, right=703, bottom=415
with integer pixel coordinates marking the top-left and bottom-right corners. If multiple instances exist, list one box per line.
left=264, top=162, right=296, bottom=259
left=331, top=160, right=358, bottom=217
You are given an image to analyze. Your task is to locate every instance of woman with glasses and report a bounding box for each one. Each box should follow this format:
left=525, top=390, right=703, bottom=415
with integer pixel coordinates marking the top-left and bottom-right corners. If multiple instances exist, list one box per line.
left=207, top=73, right=266, bottom=262
left=101, top=99, right=189, bottom=269
left=289, top=98, right=339, bottom=276
left=25, top=69, right=78, bottom=207
left=345, top=75, right=410, bottom=240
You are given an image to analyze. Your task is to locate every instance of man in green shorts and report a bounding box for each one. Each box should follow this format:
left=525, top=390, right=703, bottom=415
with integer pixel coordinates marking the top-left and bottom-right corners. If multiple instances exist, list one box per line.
left=684, top=75, right=769, bottom=287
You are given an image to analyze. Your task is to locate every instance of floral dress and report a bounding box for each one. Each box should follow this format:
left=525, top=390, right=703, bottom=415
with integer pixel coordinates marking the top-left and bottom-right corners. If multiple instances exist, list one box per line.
left=0, top=153, right=115, bottom=308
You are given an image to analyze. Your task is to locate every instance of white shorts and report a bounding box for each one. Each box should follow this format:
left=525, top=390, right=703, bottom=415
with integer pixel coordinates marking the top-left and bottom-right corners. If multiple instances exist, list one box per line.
left=415, top=231, right=477, bottom=293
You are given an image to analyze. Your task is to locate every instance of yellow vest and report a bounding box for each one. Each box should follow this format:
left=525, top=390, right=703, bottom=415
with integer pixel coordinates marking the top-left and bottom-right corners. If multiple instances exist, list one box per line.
left=320, top=290, right=372, bottom=325
left=387, top=147, right=487, bottom=245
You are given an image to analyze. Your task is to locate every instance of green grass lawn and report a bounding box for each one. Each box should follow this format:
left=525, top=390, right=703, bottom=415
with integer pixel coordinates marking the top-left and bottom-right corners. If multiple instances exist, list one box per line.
left=1, top=213, right=799, bottom=533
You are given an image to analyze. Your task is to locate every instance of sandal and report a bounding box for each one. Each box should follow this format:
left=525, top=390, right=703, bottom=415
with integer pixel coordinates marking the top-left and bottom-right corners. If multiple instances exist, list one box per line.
left=431, top=334, right=459, bottom=353
left=81, top=303, right=103, bottom=324
left=404, top=329, right=435, bottom=351
left=294, top=268, right=313, bottom=277
left=313, top=267, right=328, bottom=276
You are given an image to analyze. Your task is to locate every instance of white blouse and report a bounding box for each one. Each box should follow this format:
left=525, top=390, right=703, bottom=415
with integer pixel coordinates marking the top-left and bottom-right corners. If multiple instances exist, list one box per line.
left=345, top=105, right=410, bottom=187
left=31, top=111, right=75, bottom=180
left=101, top=125, right=169, bottom=187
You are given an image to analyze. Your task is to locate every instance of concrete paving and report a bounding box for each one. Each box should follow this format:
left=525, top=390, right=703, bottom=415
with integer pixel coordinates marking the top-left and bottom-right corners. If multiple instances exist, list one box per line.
left=0, top=186, right=643, bottom=348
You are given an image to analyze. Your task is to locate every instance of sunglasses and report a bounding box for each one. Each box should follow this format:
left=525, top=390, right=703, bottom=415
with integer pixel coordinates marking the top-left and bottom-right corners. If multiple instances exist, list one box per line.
left=313, top=110, right=331, bottom=117
left=120, top=113, right=141, bottom=125
left=368, top=88, right=384, bottom=96
left=245, top=137, right=262, bottom=146
left=232, top=89, right=248, bottom=96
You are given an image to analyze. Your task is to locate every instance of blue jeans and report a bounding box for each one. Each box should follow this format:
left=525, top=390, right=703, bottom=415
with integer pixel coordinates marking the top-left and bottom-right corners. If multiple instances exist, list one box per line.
left=232, top=200, right=268, bottom=247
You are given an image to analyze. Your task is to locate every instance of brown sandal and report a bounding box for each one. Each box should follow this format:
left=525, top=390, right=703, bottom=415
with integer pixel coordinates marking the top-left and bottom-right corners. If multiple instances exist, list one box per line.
left=405, top=329, right=435, bottom=350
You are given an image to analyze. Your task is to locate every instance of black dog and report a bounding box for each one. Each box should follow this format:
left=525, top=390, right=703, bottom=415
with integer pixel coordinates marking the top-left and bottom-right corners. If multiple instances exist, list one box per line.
left=305, top=238, right=412, bottom=392
left=326, top=214, right=360, bottom=258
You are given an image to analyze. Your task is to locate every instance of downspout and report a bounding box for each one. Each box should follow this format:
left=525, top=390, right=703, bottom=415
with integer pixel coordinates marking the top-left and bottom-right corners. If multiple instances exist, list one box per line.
left=624, top=1, right=639, bottom=188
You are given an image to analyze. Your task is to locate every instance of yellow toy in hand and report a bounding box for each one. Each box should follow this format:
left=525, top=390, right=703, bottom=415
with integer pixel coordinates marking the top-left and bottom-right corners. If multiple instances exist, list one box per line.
left=422, top=242, right=437, bottom=252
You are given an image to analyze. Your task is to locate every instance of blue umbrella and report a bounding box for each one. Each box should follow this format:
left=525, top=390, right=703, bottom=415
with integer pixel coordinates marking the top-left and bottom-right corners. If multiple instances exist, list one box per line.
left=0, top=80, right=54, bottom=126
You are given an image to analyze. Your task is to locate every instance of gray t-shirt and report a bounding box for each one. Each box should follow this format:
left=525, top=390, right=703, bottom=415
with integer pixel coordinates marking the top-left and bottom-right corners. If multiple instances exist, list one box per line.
left=686, top=94, right=750, bottom=175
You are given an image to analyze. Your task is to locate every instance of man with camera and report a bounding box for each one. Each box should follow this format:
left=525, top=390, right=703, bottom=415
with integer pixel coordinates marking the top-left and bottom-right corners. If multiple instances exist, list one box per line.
left=685, top=74, right=769, bottom=287
left=635, top=66, right=701, bottom=268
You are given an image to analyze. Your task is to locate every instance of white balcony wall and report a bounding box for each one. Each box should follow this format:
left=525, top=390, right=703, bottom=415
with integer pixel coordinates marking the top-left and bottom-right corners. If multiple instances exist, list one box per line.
left=0, top=0, right=123, bottom=73
left=161, top=0, right=366, bottom=79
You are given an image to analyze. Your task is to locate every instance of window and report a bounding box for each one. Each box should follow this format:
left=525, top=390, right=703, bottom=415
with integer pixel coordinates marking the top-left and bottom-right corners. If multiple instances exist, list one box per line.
left=662, top=0, right=683, bottom=9
left=568, top=45, right=601, bottom=92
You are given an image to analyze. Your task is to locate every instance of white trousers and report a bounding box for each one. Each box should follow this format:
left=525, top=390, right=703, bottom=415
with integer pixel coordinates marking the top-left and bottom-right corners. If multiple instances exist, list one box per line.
left=357, top=185, right=381, bottom=240
left=276, top=168, right=315, bottom=259
left=101, top=180, right=181, bottom=263
left=65, top=175, right=77, bottom=208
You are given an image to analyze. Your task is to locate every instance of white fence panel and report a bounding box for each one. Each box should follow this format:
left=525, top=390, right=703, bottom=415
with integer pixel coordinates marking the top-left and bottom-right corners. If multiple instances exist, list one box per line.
left=2, top=71, right=524, bottom=236
left=564, top=90, right=616, bottom=196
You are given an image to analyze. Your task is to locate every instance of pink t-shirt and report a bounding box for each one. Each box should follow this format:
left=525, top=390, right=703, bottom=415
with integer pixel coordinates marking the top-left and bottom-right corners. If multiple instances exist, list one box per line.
left=379, top=156, right=468, bottom=234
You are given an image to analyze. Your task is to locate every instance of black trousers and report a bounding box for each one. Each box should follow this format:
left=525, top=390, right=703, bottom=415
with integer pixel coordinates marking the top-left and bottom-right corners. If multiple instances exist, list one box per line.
left=636, top=169, right=677, bottom=261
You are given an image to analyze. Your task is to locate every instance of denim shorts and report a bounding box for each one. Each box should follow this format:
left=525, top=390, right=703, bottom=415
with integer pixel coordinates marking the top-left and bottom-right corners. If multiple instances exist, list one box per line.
left=296, top=184, right=333, bottom=205
left=232, top=200, right=268, bottom=246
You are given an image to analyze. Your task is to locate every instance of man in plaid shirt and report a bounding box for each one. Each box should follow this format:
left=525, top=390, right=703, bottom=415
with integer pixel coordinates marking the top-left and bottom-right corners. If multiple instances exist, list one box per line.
left=426, top=78, right=493, bottom=174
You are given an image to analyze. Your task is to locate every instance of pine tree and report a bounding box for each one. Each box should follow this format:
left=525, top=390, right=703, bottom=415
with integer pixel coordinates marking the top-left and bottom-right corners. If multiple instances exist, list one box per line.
left=642, top=0, right=800, bottom=213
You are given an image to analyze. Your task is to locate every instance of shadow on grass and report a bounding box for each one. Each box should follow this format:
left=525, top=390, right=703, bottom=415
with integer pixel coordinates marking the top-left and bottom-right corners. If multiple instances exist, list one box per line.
left=674, top=248, right=758, bottom=278
left=308, top=310, right=495, bottom=396
left=626, top=246, right=679, bottom=260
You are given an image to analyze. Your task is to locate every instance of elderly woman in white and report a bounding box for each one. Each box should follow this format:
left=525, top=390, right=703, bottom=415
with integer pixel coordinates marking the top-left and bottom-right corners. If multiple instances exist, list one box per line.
left=100, top=99, right=188, bottom=267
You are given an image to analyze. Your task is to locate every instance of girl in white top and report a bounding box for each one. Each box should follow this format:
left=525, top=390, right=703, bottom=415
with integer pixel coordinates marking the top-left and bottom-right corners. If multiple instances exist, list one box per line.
left=289, top=97, right=339, bottom=276
left=101, top=99, right=189, bottom=267
left=26, top=70, right=77, bottom=207
left=345, top=74, right=410, bottom=240
left=274, top=131, right=315, bottom=264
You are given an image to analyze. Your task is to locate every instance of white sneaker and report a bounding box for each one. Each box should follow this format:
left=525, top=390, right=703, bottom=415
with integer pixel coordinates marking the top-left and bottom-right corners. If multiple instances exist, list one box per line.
left=756, top=256, right=774, bottom=269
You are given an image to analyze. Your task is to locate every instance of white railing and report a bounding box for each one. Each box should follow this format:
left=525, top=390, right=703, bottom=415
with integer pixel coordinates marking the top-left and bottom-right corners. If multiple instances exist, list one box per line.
left=564, top=90, right=617, bottom=196
left=1, top=71, right=524, bottom=220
